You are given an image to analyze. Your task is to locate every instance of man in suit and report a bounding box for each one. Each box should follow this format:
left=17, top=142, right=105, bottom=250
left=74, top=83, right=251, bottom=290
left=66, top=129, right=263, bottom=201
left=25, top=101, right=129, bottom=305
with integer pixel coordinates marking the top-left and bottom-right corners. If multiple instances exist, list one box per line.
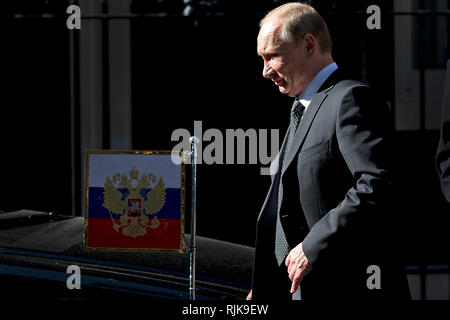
left=248, top=3, right=410, bottom=300
left=436, top=60, right=450, bottom=203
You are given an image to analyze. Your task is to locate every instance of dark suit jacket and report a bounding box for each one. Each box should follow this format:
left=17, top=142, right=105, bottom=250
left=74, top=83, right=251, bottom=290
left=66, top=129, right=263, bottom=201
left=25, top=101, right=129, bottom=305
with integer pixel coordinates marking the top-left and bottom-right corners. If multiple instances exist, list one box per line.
left=251, top=71, right=410, bottom=300
left=436, top=60, right=450, bottom=203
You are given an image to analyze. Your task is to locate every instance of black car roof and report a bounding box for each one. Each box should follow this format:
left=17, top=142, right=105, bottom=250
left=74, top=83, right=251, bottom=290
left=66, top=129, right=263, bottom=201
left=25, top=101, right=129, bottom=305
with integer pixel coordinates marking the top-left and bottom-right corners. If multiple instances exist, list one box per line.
left=0, top=210, right=254, bottom=291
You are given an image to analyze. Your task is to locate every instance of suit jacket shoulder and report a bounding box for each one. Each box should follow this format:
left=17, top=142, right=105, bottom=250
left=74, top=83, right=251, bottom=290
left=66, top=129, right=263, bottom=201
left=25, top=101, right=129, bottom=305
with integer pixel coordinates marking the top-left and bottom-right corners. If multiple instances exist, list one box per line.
left=324, top=79, right=368, bottom=95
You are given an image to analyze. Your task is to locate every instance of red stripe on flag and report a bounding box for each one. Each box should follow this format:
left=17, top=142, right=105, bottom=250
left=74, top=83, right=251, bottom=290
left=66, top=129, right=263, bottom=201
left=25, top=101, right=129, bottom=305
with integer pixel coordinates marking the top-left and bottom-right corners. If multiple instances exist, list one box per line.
left=87, top=218, right=182, bottom=250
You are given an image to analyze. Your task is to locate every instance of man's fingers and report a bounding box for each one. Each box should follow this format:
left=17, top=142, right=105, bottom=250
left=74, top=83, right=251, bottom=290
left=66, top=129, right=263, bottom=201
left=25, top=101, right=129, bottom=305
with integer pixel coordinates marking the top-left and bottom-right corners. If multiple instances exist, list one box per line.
left=284, top=242, right=312, bottom=294
left=246, top=290, right=252, bottom=300
left=285, top=253, right=291, bottom=267
left=287, top=256, right=304, bottom=280
left=290, top=271, right=302, bottom=294
left=288, top=266, right=296, bottom=281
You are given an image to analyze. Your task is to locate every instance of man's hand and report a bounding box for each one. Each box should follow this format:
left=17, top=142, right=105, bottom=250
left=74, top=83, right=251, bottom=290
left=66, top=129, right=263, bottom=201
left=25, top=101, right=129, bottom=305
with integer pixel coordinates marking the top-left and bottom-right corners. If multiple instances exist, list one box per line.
left=246, top=290, right=252, bottom=300
left=285, top=242, right=312, bottom=294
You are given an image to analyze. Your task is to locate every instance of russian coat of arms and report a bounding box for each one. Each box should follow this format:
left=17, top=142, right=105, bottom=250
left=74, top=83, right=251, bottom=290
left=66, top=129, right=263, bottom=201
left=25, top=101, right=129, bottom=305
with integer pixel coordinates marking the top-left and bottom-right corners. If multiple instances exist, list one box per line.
left=103, top=166, right=166, bottom=238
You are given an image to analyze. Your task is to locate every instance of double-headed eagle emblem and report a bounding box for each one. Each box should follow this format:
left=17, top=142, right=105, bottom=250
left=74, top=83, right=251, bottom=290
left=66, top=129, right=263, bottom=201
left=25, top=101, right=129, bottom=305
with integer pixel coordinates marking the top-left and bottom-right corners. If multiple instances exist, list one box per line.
left=103, top=166, right=166, bottom=238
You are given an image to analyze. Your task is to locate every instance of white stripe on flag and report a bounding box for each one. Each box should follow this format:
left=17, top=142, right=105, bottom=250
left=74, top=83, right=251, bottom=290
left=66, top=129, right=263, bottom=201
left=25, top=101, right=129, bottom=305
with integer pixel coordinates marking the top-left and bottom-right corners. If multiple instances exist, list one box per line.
left=88, top=154, right=182, bottom=188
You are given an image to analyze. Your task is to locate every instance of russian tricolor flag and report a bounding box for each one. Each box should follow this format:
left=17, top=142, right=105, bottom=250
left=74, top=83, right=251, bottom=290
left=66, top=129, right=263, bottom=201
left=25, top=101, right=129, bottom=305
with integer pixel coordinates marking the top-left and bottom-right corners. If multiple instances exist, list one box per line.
left=85, top=151, right=185, bottom=252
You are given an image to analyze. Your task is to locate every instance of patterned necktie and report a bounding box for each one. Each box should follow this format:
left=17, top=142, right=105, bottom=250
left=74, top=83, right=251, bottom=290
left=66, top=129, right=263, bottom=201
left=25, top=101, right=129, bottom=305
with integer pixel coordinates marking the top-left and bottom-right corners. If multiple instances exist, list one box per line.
left=285, top=99, right=306, bottom=156
left=275, top=99, right=306, bottom=266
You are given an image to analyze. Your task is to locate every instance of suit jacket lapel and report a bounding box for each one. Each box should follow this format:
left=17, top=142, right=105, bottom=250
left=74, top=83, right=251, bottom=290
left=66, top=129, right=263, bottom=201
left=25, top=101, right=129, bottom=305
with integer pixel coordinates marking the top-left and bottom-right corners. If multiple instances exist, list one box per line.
left=256, top=129, right=289, bottom=222
left=256, top=68, right=344, bottom=221
left=281, top=91, right=328, bottom=176
left=280, top=68, right=344, bottom=175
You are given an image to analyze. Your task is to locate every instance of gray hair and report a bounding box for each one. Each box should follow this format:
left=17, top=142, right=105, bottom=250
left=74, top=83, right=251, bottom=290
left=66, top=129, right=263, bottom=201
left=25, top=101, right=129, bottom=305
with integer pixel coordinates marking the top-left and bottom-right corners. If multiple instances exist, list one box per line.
left=260, top=2, right=333, bottom=54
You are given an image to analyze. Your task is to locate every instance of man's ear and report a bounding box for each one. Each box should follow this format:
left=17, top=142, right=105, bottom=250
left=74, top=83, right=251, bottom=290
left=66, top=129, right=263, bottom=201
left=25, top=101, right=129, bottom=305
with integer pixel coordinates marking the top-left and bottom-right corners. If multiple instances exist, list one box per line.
left=303, top=34, right=316, bottom=55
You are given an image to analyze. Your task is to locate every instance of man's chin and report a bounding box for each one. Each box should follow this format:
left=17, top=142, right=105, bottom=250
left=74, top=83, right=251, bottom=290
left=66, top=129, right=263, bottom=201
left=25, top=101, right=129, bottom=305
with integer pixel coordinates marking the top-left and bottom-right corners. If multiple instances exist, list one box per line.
left=278, top=86, right=296, bottom=97
left=278, top=86, right=288, bottom=94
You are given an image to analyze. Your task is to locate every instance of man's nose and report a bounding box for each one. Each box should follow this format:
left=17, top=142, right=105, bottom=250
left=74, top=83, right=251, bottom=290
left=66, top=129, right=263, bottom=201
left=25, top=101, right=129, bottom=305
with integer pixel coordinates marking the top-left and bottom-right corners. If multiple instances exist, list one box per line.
left=262, top=61, right=272, bottom=78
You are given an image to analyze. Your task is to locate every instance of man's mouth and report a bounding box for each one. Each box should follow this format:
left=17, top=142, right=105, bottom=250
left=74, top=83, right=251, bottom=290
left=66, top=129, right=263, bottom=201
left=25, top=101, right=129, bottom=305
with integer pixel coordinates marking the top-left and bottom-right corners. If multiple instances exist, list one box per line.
left=273, top=78, right=284, bottom=86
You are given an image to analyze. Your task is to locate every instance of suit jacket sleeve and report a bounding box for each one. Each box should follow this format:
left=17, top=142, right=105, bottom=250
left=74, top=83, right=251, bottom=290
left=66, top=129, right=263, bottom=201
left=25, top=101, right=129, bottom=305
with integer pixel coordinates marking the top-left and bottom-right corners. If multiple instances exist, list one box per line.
left=302, top=85, right=393, bottom=266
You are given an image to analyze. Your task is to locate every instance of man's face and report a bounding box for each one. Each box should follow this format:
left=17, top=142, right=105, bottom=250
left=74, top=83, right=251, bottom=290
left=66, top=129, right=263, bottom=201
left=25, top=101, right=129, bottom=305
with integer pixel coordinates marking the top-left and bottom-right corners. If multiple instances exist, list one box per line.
left=257, top=21, right=309, bottom=97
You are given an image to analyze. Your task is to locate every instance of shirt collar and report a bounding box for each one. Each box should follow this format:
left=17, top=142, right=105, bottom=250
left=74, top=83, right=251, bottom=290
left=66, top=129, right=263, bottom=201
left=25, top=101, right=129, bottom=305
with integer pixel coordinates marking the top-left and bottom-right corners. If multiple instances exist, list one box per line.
left=297, top=62, right=338, bottom=109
